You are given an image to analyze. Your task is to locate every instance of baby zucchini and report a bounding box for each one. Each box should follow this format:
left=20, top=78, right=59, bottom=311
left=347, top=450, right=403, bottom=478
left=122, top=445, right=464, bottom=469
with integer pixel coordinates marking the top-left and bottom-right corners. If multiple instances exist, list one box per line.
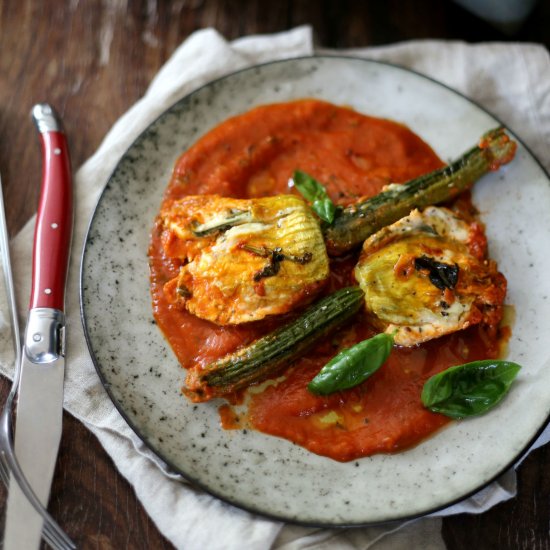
left=184, top=286, right=364, bottom=401
left=324, top=127, right=516, bottom=255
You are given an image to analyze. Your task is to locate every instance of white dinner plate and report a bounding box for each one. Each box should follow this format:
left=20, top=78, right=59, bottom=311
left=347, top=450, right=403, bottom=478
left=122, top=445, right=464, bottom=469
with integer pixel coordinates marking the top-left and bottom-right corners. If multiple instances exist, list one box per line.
left=80, top=56, right=550, bottom=525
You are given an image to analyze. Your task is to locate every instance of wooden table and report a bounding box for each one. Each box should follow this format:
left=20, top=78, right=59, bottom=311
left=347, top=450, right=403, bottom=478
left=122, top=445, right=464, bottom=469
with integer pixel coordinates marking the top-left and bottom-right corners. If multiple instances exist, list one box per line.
left=1, top=1, right=549, bottom=548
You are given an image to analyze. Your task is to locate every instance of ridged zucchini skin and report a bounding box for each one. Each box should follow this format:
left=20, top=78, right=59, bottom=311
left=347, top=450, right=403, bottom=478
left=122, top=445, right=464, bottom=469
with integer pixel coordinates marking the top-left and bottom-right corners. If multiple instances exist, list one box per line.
left=324, top=127, right=516, bottom=255
left=185, top=286, right=364, bottom=401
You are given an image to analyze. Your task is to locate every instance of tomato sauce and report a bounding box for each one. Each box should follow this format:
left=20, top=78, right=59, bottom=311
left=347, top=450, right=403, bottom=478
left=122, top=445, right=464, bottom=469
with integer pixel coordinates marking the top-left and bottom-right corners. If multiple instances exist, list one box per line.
left=149, top=99, right=502, bottom=462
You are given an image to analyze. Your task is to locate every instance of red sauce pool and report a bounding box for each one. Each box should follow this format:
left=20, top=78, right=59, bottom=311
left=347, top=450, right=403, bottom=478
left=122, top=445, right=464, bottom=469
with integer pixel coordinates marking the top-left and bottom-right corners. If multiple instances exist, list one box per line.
left=149, top=99, right=502, bottom=462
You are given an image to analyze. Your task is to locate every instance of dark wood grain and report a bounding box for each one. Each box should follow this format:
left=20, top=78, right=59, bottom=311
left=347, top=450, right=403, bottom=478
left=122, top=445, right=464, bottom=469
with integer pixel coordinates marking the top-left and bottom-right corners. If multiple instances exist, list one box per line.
left=0, top=0, right=549, bottom=548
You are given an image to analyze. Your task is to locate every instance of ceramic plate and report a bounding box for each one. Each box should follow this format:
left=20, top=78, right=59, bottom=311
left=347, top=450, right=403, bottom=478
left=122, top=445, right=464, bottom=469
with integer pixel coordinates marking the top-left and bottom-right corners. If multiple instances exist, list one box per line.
left=81, top=56, right=550, bottom=525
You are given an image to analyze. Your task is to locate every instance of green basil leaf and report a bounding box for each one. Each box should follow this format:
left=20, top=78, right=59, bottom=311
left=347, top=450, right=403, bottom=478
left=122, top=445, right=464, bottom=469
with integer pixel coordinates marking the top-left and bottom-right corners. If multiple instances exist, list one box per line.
left=312, top=197, right=336, bottom=225
left=308, top=332, right=394, bottom=395
left=292, top=170, right=323, bottom=201
left=421, top=360, right=521, bottom=419
left=292, top=170, right=337, bottom=224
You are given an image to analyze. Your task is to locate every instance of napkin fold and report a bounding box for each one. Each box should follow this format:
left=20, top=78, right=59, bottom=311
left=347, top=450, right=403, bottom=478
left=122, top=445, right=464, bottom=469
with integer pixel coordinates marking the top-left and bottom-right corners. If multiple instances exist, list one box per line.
left=1, top=26, right=549, bottom=550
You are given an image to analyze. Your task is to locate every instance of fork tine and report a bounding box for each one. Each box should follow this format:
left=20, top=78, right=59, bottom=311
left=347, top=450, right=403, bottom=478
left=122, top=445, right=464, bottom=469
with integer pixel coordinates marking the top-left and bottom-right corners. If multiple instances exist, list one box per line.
left=0, top=455, right=9, bottom=486
left=1, top=452, right=74, bottom=550
left=42, top=524, right=66, bottom=550
left=1, top=418, right=75, bottom=550
left=41, top=510, right=76, bottom=550
left=0, top=426, right=76, bottom=549
left=2, top=452, right=76, bottom=549
left=42, top=521, right=75, bottom=550
left=40, top=512, right=76, bottom=550
left=0, top=452, right=13, bottom=487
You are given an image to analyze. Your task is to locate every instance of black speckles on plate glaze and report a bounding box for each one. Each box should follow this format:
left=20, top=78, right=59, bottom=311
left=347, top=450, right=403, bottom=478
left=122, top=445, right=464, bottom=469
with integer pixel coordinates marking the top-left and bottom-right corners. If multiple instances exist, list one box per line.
left=80, top=56, right=550, bottom=526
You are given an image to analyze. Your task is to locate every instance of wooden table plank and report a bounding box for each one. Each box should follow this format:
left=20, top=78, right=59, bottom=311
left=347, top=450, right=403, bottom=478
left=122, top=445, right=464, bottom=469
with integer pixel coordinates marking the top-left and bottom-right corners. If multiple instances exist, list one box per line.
left=0, top=1, right=548, bottom=548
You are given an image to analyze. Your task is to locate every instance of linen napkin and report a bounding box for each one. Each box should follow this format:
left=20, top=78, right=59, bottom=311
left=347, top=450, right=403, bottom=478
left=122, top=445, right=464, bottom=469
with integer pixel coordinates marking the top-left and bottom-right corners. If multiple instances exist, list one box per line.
left=1, top=26, right=549, bottom=550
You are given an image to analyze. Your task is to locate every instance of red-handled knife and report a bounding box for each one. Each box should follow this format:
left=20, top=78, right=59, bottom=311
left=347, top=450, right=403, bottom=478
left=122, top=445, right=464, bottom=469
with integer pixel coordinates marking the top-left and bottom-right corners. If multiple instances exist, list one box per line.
left=29, top=105, right=72, bottom=310
left=4, top=104, right=73, bottom=550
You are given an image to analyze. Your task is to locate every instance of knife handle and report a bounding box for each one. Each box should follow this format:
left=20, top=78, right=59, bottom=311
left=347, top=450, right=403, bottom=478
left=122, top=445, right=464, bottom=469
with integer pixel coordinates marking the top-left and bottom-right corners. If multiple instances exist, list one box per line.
left=30, top=104, right=73, bottom=311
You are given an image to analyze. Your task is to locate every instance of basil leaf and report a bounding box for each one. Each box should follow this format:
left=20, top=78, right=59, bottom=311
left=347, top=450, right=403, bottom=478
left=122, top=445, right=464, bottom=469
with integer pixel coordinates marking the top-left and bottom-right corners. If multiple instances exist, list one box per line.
left=292, top=170, right=337, bottom=224
left=292, top=170, right=323, bottom=201
left=421, top=360, right=521, bottom=419
left=308, top=332, right=394, bottom=395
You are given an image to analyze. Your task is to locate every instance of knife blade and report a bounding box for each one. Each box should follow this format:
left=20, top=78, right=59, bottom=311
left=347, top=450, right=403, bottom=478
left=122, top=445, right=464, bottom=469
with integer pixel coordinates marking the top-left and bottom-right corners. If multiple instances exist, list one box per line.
left=4, top=104, right=73, bottom=550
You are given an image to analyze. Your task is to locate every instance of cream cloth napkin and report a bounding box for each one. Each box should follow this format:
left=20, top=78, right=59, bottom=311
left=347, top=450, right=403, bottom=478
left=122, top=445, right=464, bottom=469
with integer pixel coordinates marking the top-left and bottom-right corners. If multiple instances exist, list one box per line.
left=1, top=26, right=549, bottom=550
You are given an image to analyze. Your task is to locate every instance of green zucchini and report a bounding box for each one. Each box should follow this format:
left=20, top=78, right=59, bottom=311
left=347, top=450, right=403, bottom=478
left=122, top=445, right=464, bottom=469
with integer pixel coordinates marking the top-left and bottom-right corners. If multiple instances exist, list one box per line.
left=185, top=286, right=364, bottom=401
left=324, top=127, right=516, bottom=255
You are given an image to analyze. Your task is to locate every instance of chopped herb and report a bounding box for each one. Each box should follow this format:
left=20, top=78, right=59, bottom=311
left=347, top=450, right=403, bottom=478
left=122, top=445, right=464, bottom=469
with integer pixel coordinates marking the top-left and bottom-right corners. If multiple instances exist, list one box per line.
left=176, top=285, right=191, bottom=298
left=191, top=209, right=251, bottom=237
left=284, top=251, right=313, bottom=264
left=243, top=244, right=313, bottom=281
left=254, top=255, right=282, bottom=281
left=414, top=255, right=459, bottom=290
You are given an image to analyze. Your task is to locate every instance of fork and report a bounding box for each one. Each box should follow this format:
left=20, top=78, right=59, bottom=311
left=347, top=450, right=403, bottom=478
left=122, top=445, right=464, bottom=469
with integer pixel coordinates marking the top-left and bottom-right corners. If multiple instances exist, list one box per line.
left=0, top=175, right=76, bottom=550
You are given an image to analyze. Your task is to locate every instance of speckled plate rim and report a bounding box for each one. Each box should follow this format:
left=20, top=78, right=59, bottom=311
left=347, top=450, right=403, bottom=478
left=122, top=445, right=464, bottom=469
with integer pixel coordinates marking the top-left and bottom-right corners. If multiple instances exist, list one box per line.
left=80, top=54, right=550, bottom=527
